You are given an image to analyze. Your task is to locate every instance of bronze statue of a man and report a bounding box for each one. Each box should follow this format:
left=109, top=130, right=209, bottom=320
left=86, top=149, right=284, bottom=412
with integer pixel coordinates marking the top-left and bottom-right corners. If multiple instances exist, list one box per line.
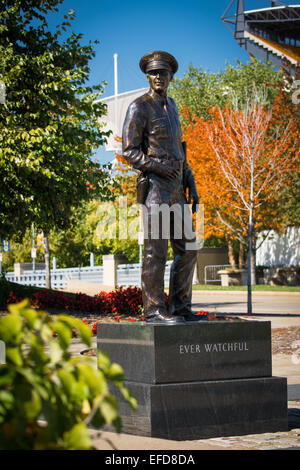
left=122, top=51, right=200, bottom=324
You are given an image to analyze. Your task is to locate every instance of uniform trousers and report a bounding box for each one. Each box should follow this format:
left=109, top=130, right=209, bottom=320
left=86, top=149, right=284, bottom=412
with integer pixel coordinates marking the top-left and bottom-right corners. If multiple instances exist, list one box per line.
left=141, top=171, right=198, bottom=318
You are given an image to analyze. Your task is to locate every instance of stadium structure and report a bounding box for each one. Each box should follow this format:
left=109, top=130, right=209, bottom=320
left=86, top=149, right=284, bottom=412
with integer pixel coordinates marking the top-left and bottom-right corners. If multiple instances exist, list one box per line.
left=222, top=1, right=300, bottom=75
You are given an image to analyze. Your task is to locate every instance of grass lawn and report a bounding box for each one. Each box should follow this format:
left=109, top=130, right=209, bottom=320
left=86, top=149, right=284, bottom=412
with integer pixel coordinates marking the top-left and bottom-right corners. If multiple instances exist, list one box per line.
left=192, top=284, right=300, bottom=292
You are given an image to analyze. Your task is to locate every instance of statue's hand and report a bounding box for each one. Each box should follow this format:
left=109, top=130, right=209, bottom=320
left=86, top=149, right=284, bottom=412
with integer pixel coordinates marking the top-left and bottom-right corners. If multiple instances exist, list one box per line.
left=149, top=160, right=181, bottom=180
left=161, top=164, right=181, bottom=180
left=187, top=185, right=199, bottom=214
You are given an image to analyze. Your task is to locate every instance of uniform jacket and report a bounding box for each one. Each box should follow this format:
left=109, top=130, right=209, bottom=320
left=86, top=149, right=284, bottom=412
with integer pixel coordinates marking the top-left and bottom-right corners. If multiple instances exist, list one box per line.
left=122, top=89, right=196, bottom=194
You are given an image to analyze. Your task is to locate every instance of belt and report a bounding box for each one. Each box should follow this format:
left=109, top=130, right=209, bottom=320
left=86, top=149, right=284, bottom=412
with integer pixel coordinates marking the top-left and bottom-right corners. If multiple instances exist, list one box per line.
left=150, top=156, right=183, bottom=168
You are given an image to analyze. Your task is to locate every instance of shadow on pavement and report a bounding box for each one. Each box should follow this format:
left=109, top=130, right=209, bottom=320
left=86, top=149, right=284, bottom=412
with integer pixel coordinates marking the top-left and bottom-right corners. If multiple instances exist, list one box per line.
left=288, top=409, right=300, bottom=430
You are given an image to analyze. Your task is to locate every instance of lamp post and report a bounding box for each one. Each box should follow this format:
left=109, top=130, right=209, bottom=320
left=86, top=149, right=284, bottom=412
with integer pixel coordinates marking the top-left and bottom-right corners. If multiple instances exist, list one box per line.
left=138, top=207, right=144, bottom=288
left=31, top=224, right=36, bottom=273
left=0, top=244, right=2, bottom=277
left=0, top=81, right=6, bottom=105
left=1, top=83, right=6, bottom=276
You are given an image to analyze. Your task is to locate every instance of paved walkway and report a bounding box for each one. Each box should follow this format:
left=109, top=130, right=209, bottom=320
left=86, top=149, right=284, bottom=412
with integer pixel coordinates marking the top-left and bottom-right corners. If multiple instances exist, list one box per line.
left=192, top=290, right=300, bottom=317
left=89, top=426, right=300, bottom=450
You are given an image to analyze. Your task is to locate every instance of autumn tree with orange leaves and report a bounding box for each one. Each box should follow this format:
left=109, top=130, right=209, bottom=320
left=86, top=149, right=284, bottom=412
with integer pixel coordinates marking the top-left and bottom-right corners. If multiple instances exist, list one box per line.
left=268, top=71, right=300, bottom=228
left=182, top=107, right=244, bottom=268
left=183, top=94, right=299, bottom=312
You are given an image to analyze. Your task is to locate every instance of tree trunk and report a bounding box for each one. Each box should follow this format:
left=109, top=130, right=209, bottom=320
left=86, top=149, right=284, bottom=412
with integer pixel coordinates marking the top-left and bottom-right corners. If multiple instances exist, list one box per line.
left=226, top=236, right=236, bottom=268
left=239, top=241, right=244, bottom=268
left=44, top=231, right=51, bottom=289
left=250, top=240, right=256, bottom=286
left=247, top=205, right=256, bottom=315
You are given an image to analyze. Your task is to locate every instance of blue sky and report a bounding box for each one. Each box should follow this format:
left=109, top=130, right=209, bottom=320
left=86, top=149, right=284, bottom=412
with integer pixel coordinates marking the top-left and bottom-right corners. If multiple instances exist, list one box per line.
left=47, top=0, right=278, bottom=162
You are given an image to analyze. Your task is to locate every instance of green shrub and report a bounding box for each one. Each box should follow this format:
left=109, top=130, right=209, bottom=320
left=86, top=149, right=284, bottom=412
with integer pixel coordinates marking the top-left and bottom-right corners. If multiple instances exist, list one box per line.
left=0, top=299, right=137, bottom=450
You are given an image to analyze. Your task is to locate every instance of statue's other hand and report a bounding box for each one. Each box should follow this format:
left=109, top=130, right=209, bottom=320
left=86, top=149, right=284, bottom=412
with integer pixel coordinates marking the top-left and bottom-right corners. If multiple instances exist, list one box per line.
left=149, top=161, right=180, bottom=180
left=187, top=186, right=199, bottom=214
left=161, top=164, right=181, bottom=180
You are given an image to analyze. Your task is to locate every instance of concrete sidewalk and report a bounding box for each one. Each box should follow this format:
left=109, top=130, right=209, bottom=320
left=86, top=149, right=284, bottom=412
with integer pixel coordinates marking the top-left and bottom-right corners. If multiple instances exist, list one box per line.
left=89, top=425, right=300, bottom=450
left=192, top=290, right=300, bottom=330
left=192, top=290, right=300, bottom=318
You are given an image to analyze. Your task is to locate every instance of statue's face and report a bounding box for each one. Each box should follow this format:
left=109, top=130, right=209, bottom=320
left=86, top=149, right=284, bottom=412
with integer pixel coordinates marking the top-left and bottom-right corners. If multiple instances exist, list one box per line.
left=146, top=69, right=172, bottom=95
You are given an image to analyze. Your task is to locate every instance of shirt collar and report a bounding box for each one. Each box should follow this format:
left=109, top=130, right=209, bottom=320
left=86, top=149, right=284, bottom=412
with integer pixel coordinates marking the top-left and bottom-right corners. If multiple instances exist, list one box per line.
left=148, top=89, right=169, bottom=105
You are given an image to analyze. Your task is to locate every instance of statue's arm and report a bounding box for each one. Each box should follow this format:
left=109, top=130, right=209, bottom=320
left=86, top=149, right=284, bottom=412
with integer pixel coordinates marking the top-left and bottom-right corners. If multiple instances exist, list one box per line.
left=122, top=102, right=153, bottom=172
left=122, top=102, right=179, bottom=180
left=183, top=149, right=199, bottom=214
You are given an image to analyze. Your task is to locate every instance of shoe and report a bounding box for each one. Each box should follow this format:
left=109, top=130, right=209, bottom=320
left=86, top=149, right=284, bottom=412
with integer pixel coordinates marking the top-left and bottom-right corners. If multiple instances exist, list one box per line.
left=146, top=312, right=186, bottom=324
left=183, top=313, right=208, bottom=322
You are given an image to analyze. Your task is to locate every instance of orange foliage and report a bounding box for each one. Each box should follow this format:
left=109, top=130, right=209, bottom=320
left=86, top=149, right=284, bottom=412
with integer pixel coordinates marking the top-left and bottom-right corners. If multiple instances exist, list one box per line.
left=111, top=151, right=137, bottom=204
left=182, top=100, right=300, bottom=243
left=182, top=106, right=243, bottom=241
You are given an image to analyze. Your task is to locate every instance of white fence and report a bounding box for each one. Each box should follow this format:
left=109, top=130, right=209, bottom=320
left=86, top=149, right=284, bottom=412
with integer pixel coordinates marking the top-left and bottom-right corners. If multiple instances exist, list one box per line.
left=5, top=261, right=172, bottom=290
left=204, top=265, right=231, bottom=284
left=5, top=266, right=104, bottom=290
left=117, top=261, right=172, bottom=287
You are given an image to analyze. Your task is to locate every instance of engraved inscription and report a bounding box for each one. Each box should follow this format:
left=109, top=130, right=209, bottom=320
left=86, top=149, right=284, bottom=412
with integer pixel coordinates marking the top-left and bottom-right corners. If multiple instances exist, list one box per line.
left=179, top=344, right=201, bottom=354
left=179, top=342, right=248, bottom=354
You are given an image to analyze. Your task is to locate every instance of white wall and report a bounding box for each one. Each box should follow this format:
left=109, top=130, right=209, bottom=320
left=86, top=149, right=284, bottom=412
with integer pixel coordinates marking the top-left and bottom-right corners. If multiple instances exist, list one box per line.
left=256, top=227, right=300, bottom=267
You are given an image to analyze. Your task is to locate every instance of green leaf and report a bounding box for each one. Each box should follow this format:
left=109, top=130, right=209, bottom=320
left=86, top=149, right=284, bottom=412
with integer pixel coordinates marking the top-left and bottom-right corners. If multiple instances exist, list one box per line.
left=24, top=389, right=42, bottom=420
left=0, top=369, right=15, bottom=387
left=112, top=415, right=122, bottom=433
left=74, top=321, right=92, bottom=347
left=57, top=369, right=88, bottom=404
left=5, top=347, right=23, bottom=366
left=58, top=315, right=91, bottom=347
left=100, top=395, right=118, bottom=425
left=107, top=363, right=124, bottom=382
left=97, top=350, right=111, bottom=372
left=63, top=423, right=92, bottom=450
left=57, top=369, right=76, bottom=395
left=51, top=321, right=72, bottom=350
left=27, top=343, right=49, bottom=367
left=0, top=390, right=14, bottom=410
left=49, top=341, right=63, bottom=365
left=16, top=368, right=49, bottom=401
left=8, top=298, right=30, bottom=314
left=40, top=324, right=53, bottom=343
left=77, top=363, right=107, bottom=395
left=0, top=313, right=23, bottom=344
left=20, top=307, right=38, bottom=329
left=119, top=384, right=138, bottom=411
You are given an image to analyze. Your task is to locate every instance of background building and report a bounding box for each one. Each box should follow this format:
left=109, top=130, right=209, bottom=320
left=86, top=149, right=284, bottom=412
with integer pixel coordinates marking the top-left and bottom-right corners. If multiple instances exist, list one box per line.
left=222, top=0, right=300, bottom=74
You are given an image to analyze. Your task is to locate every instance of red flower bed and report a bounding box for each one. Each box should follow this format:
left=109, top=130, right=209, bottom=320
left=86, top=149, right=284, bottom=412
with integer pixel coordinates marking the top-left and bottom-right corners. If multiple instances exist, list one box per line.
left=6, top=286, right=169, bottom=320
left=29, top=289, right=110, bottom=315
left=196, top=310, right=209, bottom=316
left=105, top=286, right=142, bottom=316
left=196, top=310, right=216, bottom=320
left=7, top=291, right=23, bottom=305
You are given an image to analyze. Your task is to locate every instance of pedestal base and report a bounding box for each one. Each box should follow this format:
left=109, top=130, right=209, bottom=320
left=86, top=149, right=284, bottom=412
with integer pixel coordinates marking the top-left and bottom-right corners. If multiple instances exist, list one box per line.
left=115, top=376, right=288, bottom=440
left=98, top=322, right=288, bottom=440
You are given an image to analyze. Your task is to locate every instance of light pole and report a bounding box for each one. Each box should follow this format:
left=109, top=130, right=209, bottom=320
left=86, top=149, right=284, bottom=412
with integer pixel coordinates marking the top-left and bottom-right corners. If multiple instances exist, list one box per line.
left=31, top=224, right=36, bottom=273
left=0, top=82, right=5, bottom=276
left=138, top=207, right=144, bottom=288
left=0, top=242, right=2, bottom=277
left=0, top=80, right=5, bottom=105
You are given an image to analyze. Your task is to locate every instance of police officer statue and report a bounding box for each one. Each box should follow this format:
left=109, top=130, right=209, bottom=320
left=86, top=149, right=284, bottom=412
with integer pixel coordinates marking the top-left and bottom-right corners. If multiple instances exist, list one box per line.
left=122, top=51, right=200, bottom=324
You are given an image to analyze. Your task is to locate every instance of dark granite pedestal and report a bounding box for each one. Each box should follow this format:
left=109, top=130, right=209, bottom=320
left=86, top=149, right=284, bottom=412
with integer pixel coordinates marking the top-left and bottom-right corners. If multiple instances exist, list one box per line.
left=97, top=321, right=288, bottom=440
